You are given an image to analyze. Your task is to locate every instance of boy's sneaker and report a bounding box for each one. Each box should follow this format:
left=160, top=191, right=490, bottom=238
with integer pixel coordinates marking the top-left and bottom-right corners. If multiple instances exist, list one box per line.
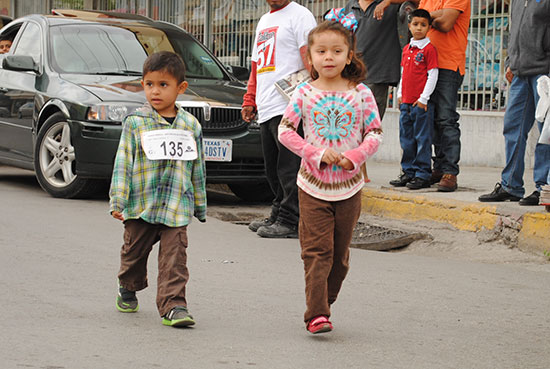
left=389, top=173, right=412, bottom=187
left=116, top=284, right=139, bottom=313
left=306, top=315, right=333, bottom=334
left=162, top=306, right=195, bottom=327
left=406, top=177, right=431, bottom=190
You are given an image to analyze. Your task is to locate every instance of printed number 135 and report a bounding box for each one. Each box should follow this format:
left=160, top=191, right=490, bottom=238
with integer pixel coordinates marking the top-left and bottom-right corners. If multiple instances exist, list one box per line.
left=160, top=141, right=183, bottom=157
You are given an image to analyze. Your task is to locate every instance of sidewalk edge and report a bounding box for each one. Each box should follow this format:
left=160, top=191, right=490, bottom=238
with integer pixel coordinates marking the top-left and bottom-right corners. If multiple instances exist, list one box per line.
left=361, top=187, right=550, bottom=255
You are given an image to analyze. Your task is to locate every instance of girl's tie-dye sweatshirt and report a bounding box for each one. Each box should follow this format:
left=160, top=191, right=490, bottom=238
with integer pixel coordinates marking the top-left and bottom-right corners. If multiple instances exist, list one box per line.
left=278, top=82, right=382, bottom=201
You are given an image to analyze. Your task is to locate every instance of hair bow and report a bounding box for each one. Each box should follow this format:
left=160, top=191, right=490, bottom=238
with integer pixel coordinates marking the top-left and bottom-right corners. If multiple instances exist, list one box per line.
left=324, top=8, right=358, bottom=33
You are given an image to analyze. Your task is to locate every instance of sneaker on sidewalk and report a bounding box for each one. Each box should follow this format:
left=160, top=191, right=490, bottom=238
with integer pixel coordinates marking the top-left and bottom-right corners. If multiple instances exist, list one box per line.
left=519, top=191, right=540, bottom=206
left=116, top=284, right=139, bottom=313
left=389, top=173, right=412, bottom=187
left=162, top=306, right=195, bottom=327
left=406, top=177, right=431, bottom=190
left=306, top=316, right=333, bottom=334
left=437, top=174, right=457, bottom=192
left=478, top=183, right=521, bottom=202
left=257, top=221, right=298, bottom=239
left=248, top=216, right=276, bottom=232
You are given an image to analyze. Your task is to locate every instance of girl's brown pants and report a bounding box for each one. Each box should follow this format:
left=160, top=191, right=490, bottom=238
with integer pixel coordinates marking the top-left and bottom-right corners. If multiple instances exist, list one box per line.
left=298, top=189, right=362, bottom=323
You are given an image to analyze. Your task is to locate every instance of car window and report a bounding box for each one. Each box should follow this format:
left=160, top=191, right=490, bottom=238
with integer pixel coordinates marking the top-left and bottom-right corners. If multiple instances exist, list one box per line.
left=50, top=24, right=226, bottom=80
left=13, top=22, right=41, bottom=64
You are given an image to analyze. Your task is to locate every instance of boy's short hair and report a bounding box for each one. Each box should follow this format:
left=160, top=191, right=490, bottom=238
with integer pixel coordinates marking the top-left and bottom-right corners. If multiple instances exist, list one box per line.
left=408, top=9, right=432, bottom=25
left=142, top=51, right=186, bottom=83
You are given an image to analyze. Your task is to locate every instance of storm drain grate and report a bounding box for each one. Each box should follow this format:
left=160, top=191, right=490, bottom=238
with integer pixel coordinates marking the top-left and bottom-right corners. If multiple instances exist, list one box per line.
left=351, top=222, right=428, bottom=251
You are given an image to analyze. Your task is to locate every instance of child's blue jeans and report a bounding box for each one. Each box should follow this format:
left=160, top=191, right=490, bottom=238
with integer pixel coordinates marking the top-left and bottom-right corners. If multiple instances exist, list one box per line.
left=399, top=102, right=434, bottom=180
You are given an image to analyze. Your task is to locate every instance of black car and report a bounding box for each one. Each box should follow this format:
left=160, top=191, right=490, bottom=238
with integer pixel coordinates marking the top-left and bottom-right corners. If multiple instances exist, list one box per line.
left=0, top=10, right=270, bottom=201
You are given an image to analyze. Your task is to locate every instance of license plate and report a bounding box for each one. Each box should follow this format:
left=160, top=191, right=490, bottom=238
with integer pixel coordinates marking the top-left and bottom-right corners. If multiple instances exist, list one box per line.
left=203, top=138, right=232, bottom=162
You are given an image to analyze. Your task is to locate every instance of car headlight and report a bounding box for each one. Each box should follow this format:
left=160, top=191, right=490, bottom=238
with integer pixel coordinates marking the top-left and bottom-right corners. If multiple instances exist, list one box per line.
left=87, top=103, right=142, bottom=122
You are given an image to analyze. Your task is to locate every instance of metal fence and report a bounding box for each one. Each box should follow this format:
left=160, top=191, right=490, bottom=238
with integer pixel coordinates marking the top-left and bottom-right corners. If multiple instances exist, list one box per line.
left=9, top=0, right=509, bottom=112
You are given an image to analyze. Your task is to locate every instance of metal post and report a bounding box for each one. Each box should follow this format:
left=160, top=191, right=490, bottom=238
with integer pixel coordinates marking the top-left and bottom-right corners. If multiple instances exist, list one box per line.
left=83, top=0, right=94, bottom=10
left=204, top=0, right=212, bottom=50
left=146, top=0, right=152, bottom=18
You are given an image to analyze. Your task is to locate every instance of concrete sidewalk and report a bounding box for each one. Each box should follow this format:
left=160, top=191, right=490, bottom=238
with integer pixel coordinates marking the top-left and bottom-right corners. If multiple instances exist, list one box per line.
left=361, top=161, right=550, bottom=254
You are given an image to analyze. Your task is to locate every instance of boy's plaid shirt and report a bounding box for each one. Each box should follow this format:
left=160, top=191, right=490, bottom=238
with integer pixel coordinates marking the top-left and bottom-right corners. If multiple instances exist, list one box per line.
left=109, top=103, right=206, bottom=227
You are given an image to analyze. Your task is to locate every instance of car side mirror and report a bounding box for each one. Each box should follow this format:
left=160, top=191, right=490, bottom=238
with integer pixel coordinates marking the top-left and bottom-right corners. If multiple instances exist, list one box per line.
left=3, top=55, right=39, bottom=73
left=226, top=65, right=249, bottom=82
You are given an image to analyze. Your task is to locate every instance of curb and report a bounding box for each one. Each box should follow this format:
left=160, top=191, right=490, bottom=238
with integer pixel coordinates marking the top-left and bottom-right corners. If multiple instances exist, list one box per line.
left=361, top=187, right=550, bottom=254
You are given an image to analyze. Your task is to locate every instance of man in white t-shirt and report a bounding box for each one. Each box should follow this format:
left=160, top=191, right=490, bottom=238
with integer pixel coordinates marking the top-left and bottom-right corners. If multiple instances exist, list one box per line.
left=242, top=0, right=316, bottom=238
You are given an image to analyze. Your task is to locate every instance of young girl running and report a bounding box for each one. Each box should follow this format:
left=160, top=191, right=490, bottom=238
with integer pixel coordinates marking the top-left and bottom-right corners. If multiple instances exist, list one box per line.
left=278, top=9, right=383, bottom=334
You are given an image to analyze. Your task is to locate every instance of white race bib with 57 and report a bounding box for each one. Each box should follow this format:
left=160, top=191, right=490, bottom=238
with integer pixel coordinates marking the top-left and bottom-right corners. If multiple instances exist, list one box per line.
left=141, top=129, right=197, bottom=161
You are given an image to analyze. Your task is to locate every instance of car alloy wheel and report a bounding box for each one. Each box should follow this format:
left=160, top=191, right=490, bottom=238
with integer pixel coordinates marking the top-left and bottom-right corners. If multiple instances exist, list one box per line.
left=34, top=112, right=101, bottom=198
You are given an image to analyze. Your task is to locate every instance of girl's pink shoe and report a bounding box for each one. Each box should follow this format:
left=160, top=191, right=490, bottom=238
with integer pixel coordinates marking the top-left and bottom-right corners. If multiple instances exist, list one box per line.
left=306, top=315, right=333, bottom=334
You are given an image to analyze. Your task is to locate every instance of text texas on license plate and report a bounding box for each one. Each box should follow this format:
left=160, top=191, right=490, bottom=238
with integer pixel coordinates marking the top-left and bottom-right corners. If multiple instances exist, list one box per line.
left=203, top=138, right=232, bottom=161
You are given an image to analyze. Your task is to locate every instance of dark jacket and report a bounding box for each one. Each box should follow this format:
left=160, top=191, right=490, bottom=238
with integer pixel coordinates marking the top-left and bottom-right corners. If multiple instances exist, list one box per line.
left=344, top=0, right=402, bottom=85
left=508, top=0, right=550, bottom=77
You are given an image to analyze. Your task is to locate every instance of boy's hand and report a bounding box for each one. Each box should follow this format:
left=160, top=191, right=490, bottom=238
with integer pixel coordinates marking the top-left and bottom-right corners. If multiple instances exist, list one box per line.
left=111, top=211, right=124, bottom=221
left=321, top=148, right=341, bottom=165
left=397, top=97, right=402, bottom=105
left=338, top=156, right=354, bottom=171
left=413, top=100, right=428, bottom=111
left=241, top=106, right=256, bottom=123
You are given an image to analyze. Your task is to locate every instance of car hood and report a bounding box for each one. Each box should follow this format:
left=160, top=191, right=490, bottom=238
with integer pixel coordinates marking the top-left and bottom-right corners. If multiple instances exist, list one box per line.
left=59, top=74, right=247, bottom=107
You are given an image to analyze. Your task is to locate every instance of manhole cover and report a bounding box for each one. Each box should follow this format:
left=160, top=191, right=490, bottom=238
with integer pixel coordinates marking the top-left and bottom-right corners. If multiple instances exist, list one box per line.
left=351, top=222, right=427, bottom=251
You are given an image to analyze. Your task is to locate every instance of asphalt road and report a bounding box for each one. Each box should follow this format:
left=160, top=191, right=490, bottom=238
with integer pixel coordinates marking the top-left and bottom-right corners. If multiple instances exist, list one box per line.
left=1, top=166, right=550, bottom=369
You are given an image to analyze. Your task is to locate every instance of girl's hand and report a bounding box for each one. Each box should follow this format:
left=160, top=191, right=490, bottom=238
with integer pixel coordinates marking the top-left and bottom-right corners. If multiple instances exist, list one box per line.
left=338, top=157, right=354, bottom=171
left=111, top=211, right=124, bottom=221
left=321, top=148, right=341, bottom=165
left=413, top=100, right=428, bottom=111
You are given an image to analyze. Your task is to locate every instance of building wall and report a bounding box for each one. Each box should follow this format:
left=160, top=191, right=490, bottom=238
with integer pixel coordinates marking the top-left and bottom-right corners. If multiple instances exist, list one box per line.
left=378, top=109, right=538, bottom=169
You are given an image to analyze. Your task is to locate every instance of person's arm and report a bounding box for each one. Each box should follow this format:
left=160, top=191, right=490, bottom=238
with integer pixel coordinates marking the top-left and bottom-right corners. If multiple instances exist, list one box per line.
left=278, top=88, right=328, bottom=168
left=415, top=68, right=438, bottom=109
left=241, top=61, right=257, bottom=122
left=341, top=88, right=383, bottom=169
left=396, top=66, right=404, bottom=104
left=109, top=116, right=135, bottom=220
left=191, top=128, right=207, bottom=222
left=373, top=0, right=418, bottom=20
left=430, top=8, right=461, bottom=33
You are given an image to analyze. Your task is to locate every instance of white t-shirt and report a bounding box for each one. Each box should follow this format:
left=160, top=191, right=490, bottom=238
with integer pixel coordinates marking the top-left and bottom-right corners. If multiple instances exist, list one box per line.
left=251, top=2, right=316, bottom=123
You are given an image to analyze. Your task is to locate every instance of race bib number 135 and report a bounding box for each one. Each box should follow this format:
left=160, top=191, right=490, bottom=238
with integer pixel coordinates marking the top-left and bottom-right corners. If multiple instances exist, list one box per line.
left=141, top=129, right=198, bottom=161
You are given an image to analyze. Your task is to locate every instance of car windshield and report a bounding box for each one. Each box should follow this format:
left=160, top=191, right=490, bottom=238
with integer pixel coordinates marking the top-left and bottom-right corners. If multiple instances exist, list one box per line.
left=49, top=23, right=226, bottom=79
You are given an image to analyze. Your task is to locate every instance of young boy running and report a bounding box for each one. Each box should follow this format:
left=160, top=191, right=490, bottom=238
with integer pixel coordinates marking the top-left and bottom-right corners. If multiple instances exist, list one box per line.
left=390, top=9, right=439, bottom=189
left=109, top=51, right=206, bottom=327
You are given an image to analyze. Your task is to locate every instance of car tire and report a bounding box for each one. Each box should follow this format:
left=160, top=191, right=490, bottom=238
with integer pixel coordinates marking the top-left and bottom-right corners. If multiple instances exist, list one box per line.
left=228, top=182, right=274, bottom=202
left=34, top=112, right=102, bottom=198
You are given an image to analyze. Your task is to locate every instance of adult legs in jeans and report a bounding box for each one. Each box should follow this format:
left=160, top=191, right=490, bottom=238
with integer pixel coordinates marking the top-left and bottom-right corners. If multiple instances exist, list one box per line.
left=299, top=189, right=361, bottom=323
left=260, top=115, right=300, bottom=227
left=501, top=74, right=550, bottom=198
left=431, top=69, right=463, bottom=176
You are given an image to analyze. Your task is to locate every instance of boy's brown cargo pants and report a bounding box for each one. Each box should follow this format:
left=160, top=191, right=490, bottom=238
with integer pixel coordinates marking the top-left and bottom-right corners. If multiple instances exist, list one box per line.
left=118, top=218, right=189, bottom=317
